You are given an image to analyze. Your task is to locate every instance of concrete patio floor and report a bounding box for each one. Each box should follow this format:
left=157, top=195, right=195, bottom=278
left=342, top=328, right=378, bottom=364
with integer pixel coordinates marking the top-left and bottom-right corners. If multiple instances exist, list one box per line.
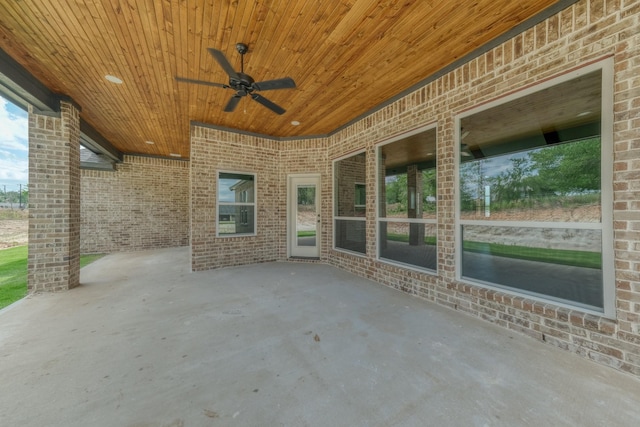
left=1, top=247, right=639, bottom=426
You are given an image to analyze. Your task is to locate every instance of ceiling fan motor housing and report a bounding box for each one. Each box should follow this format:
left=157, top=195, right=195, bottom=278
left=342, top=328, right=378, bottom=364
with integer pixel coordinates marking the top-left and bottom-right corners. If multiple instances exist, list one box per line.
left=230, top=72, right=255, bottom=93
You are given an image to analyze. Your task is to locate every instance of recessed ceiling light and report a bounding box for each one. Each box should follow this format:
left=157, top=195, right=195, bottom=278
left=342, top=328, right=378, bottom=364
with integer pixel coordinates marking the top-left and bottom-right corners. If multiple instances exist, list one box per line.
left=145, top=140, right=155, bottom=145
left=577, top=111, right=592, bottom=117
left=291, top=120, right=300, bottom=126
left=169, top=153, right=181, bottom=157
left=105, top=75, right=123, bottom=84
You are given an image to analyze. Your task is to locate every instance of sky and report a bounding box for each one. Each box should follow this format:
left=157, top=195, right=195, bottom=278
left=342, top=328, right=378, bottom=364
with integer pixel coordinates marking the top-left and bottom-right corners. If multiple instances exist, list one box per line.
left=0, top=96, right=28, bottom=192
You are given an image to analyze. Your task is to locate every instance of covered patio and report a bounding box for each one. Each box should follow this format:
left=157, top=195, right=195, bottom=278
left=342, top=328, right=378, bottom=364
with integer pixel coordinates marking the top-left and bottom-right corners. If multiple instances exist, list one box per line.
left=1, top=247, right=638, bottom=426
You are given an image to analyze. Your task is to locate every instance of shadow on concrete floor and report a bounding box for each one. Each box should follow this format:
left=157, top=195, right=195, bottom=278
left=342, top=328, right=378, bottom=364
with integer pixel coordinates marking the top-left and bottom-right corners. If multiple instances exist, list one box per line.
left=0, top=247, right=638, bottom=426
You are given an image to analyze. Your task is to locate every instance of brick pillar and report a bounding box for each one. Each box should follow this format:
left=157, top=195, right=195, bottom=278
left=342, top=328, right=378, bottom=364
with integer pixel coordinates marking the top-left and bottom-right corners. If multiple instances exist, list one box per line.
left=28, top=101, right=81, bottom=292
left=379, top=154, right=387, bottom=250
left=407, top=164, right=424, bottom=246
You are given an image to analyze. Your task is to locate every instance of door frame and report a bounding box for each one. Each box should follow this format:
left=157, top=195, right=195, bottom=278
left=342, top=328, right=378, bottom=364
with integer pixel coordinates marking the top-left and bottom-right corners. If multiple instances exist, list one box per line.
left=287, top=174, right=321, bottom=258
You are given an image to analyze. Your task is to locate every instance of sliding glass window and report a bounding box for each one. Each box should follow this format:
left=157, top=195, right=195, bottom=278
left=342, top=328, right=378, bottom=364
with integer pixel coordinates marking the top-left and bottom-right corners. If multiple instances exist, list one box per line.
left=334, top=152, right=367, bottom=254
left=457, top=62, right=613, bottom=314
left=378, top=127, right=437, bottom=271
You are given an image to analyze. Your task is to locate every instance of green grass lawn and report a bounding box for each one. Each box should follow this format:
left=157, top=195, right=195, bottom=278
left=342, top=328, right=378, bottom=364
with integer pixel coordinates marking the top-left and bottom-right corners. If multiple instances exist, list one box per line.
left=297, top=230, right=317, bottom=238
left=0, top=246, right=104, bottom=310
left=386, top=232, right=437, bottom=245
left=385, top=233, right=600, bottom=269
left=463, top=241, right=601, bottom=269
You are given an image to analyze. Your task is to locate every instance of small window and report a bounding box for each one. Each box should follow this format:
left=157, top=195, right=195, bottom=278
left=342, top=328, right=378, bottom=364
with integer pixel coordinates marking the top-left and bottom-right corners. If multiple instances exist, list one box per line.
left=217, top=172, right=256, bottom=236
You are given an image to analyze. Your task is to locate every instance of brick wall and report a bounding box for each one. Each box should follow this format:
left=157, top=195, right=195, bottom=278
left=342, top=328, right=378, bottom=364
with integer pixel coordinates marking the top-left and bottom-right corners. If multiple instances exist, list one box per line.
left=190, top=131, right=332, bottom=268
left=190, top=126, right=281, bottom=271
left=28, top=101, right=81, bottom=291
left=80, top=155, right=189, bottom=253
left=189, top=0, right=640, bottom=377
left=323, top=0, right=640, bottom=377
left=279, top=139, right=331, bottom=260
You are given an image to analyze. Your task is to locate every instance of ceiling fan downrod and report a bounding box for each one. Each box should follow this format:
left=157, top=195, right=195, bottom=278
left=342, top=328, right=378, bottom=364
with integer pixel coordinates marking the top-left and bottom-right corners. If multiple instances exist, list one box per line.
left=236, top=43, right=248, bottom=73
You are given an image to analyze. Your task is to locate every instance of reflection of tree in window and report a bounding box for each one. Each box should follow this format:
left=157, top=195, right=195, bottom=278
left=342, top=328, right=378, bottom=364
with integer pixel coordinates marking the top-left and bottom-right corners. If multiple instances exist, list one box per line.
left=297, top=187, right=315, bottom=205
left=460, top=138, right=600, bottom=221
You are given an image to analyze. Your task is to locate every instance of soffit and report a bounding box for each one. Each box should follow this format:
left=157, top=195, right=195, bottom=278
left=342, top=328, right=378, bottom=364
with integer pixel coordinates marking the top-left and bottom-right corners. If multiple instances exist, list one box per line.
left=0, top=0, right=565, bottom=158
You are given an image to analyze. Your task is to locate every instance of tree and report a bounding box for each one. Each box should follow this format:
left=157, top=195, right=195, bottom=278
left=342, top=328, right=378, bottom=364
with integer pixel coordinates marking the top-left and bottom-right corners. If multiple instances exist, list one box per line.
left=421, top=168, right=437, bottom=212
left=526, top=138, right=600, bottom=196
left=297, top=187, right=315, bottom=205
left=385, top=174, right=407, bottom=211
left=459, top=160, right=482, bottom=212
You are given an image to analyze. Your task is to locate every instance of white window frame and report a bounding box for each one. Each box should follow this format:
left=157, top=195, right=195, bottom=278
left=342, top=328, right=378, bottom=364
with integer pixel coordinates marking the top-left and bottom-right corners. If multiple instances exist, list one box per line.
left=454, top=57, right=615, bottom=317
left=375, top=123, right=438, bottom=273
left=216, top=170, right=257, bottom=237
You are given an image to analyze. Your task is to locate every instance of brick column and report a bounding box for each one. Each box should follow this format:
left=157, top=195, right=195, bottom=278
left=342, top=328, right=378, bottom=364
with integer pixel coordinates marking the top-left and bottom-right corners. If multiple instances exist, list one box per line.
left=407, top=164, right=424, bottom=246
left=379, top=154, right=387, bottom=250
left=28, top=101, right=81, bottom=292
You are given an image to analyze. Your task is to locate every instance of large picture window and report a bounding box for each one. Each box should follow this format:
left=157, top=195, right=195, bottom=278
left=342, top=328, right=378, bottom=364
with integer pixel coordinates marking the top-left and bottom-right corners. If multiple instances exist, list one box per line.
left=457, top=62, right=613, bottom=314
left=378, top=127, right=437, bottom=270
left=217, top=172, right=256, bottom=236
left=334, top=152, right=366, bottom=254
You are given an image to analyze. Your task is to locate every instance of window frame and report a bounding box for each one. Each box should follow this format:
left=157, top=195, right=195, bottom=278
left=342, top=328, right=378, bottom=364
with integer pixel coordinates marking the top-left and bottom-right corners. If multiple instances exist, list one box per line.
left=375, top=123, right=438, bottom=273
left=216, top=170, right=257, bottom=238
left=454, top=58, right=615, bottom=317
left=333, top=150, right=367, bottom=256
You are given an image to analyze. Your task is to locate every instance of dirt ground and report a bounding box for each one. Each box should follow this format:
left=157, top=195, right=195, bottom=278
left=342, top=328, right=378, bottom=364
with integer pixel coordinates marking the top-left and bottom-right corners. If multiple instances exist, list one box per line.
left=0, top=210, right=28, bottom=249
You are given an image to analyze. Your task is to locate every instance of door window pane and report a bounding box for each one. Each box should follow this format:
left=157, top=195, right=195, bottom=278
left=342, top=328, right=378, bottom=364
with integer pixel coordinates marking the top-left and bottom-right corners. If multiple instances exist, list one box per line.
left=297, top=185, right=316, bottom=247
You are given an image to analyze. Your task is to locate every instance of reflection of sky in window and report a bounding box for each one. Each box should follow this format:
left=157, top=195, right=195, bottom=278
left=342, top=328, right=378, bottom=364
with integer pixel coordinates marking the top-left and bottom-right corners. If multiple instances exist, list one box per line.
left=218, top=178, right=239, bottom=202
left=462, top=151, right=530, bottom=178
left=485, top=153, right=526, bottom=178
left=461, top=151, right=532, bottom=198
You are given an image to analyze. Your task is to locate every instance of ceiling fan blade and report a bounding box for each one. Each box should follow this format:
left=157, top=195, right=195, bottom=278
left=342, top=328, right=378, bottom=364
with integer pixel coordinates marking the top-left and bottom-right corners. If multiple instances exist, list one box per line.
left=175, top=76, right=227, bottom=88
left=208, top=48, right=240, bottom=80
left=252, top=77, right=296, bottom=91
left=224, top=95, right=242, bottom=112
left=251, top=93, right=286, bottom=115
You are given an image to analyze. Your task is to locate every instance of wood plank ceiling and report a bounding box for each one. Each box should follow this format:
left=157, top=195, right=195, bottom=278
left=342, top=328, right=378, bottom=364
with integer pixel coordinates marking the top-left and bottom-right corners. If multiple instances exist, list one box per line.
left=0, top=0, right=561, bottom=159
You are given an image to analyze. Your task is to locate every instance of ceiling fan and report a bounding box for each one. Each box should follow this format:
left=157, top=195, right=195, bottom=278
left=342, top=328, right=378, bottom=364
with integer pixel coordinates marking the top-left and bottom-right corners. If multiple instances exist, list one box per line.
left=176, top=42, right=296, bottom=115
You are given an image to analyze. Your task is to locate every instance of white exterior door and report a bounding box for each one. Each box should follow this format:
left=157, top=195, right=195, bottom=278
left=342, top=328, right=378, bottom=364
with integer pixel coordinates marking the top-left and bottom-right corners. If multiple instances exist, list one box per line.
left=288, top=175, right=321, bottom=258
